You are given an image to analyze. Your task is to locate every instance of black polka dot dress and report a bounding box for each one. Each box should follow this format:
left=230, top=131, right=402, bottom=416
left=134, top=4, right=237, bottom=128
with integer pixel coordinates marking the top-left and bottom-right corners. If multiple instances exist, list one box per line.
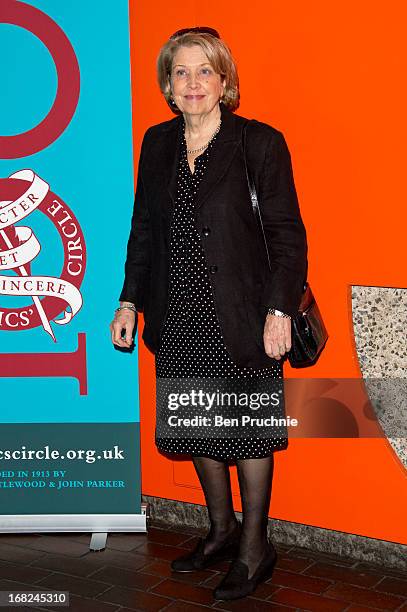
left=155, top=119, right=288, bottom=460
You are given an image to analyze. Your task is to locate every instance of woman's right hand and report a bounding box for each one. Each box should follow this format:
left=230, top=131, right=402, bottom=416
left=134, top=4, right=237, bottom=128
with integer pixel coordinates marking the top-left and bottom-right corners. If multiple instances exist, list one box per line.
left=110, top=305, right=137, bottom=348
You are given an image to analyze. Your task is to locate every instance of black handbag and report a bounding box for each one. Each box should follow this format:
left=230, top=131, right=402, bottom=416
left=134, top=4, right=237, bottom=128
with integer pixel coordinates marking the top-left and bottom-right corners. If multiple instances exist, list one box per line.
left=242, top=121, right=328, bottom=368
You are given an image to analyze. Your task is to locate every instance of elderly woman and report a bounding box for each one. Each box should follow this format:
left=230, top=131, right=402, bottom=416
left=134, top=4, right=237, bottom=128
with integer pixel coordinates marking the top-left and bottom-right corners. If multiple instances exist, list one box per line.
left=111, top=28, right=307, bottom=600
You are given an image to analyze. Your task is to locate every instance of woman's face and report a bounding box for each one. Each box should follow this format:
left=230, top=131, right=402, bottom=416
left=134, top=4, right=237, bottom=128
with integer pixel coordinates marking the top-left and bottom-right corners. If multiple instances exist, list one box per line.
left=170, top=44, right=225, bottom=117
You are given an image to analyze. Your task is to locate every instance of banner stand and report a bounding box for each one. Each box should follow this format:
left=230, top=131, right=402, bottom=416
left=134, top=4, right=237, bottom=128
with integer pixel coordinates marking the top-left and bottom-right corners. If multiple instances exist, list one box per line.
left=0, top=503, right=148, bottom=551
left=1, top=1, right=143, bottom=535
left=89, top=503, right=148, bottom=550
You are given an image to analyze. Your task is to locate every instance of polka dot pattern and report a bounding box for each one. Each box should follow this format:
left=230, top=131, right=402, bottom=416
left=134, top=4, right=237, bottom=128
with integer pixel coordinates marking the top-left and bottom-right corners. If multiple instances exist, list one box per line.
left=155, top=119, right=288, bottom=460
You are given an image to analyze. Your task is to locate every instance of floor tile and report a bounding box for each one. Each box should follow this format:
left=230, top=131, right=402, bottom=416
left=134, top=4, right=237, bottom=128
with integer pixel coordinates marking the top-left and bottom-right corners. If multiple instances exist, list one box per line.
left=215, top=596, right=296, bottom=611
left=324, top=581, right=405, bottom=609
left=31, top=553, right=110, bottom=577
left=270, top=586, right=348, bottom=611
left=42, top=593, right=120, bottom=611
left=354, top=563, right=407, bottom=581
left=97, top=584, right=172, bottom=610
left=105, top=533, right=149, bottom=552
left=135, top=542, right=192, bottom=562
left=147, top=527, right=193, bottom=547
left=151, top=578, right=215, bottom=606
left=0, top=542, right=47, bottom=564
left=345, top=605, right=386, bottom=612
left=90, top=565, right=164, bottom=590
left=275, top=553, right=315, bottom=573
left=374, top=576, right=407, bottom=597
left=0, top=560, right=52, bottom=584
left=163, top=601, right=218, bottom=611
left=80, top=548, right=151, bottom=571
left=270, top=568, right=333, bottom=593
left=303, top=561, right=384, bottom=588
left=35, top=572, right=112, bottom=598
left=288, top=546, right=357, bottom=567
left=0, top=536, right=89, bottom=557
left=0, top=525, right=404, bottom=612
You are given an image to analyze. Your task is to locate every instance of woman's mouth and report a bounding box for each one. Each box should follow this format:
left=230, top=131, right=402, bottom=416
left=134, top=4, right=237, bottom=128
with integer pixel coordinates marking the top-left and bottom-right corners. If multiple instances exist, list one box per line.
left=185, top=95, right=205, bottom=100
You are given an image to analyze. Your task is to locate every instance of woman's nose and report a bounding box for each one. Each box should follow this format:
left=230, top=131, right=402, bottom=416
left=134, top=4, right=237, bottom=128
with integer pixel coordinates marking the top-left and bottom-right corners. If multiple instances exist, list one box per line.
left=187, top=72, right=199, bottom=87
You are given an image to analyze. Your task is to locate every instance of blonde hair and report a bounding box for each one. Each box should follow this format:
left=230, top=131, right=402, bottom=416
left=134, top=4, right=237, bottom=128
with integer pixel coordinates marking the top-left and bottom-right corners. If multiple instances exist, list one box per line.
left=157, top=32, right=240, bottom=114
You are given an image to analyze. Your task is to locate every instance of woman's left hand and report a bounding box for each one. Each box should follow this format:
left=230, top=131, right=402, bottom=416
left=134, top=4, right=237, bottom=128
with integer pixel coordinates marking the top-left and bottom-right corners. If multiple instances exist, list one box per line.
left=263, top=314, right=292, bottom=360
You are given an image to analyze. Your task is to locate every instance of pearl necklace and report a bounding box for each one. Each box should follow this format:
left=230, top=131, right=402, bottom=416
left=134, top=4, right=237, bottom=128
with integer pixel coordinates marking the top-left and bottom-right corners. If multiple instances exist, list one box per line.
left=186, top=119, right=222, bottom=154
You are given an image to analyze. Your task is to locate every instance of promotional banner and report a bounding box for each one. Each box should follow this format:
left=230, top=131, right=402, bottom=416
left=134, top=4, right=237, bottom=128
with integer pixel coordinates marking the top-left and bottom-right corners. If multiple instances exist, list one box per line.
left=0, top=0, right=142, bottom=528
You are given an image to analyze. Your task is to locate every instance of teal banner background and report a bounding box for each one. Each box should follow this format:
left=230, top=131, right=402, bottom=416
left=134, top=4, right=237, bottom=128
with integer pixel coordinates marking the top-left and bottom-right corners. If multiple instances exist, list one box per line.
left=0, top=1, right=141, bottom=513
left=0, top=424, right=141, bottom=514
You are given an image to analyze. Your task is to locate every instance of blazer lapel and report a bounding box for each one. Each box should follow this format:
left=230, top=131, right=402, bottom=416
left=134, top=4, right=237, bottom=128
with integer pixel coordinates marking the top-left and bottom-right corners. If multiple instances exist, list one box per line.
left=165, top=104, right=241, bottom=210
left=194, top=104, right=241, bottom=211
left=166, top=116, right=183, bottom=206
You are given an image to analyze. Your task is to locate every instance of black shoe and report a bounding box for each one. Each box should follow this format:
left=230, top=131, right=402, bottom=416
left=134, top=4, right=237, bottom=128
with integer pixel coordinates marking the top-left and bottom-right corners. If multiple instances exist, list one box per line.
left=213, top=540, right=277, bottom=600
left=171, top=521, right=242, bottom=573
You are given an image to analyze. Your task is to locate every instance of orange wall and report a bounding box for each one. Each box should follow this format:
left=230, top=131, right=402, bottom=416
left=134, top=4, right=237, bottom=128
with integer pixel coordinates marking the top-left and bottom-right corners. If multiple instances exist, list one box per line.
left=128, top=1, right=407, bottom=544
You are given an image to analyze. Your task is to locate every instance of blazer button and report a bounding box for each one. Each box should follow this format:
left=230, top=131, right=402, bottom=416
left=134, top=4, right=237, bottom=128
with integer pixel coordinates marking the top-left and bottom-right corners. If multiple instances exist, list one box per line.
left=209, top=265, right=218, bottom=274
left=202, top=226, right=211, bottom=236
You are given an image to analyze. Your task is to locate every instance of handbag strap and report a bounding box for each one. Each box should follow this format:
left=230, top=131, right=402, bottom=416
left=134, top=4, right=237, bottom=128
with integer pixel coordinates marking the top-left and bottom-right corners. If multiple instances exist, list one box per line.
left=242, top=120, right=307, bottom=292
left=242, top=121, right=272, bottom=271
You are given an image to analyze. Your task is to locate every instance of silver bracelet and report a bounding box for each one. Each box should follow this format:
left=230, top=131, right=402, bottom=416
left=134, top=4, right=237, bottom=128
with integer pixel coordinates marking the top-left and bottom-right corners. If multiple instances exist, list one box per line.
left=267, top=308, right=291, bottom=319
left=116, top=305, right=136, bottom=313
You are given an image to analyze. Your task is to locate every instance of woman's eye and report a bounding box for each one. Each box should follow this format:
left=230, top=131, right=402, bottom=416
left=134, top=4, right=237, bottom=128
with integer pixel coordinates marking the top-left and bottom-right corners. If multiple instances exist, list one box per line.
left=200, top=68, right=212, bottom=75
left=175, top=69, right=186, bottom=77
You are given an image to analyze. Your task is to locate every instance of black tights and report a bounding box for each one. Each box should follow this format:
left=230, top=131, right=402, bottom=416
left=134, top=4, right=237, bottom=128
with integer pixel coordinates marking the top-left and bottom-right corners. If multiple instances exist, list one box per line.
left=192, top=454, right=274, bottom=578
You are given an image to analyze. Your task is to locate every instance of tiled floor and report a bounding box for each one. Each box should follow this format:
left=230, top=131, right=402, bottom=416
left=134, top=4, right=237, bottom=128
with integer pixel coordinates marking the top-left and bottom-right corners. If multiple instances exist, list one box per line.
left=0, top=522, right=405, bottom=611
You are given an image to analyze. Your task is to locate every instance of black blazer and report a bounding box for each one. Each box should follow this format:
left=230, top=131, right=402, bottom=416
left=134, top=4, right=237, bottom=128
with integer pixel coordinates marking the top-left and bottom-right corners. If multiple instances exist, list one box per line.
left=119, top=103, right=308, bottom=368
